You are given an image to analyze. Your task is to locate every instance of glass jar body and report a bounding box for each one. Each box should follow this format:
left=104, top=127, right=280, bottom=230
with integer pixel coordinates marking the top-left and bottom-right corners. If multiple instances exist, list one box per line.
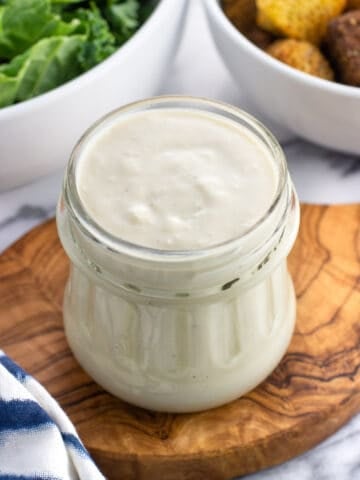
left=58, top=184, right=299, bottom=413
left=57, top=97, right=300, bottom=413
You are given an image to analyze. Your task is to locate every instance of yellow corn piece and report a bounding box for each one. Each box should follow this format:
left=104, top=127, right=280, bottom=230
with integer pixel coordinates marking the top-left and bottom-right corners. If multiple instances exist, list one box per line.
left=257, top=0, right=346, bottom=44
left=266, top=39, right=335, bottom=80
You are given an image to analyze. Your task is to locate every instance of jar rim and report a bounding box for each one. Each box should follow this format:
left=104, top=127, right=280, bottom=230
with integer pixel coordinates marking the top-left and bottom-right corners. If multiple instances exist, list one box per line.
left=64, top=95, right=288, bottom=262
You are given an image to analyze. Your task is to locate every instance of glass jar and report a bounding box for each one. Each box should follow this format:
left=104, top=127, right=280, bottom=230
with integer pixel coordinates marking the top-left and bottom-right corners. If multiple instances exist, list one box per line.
left=57, top=97, right=300, bottom=413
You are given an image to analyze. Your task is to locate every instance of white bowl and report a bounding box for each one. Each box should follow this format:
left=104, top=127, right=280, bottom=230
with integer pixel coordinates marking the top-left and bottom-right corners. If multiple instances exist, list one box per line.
left=0, top=0, right=187, bottom=191
left=204, top=0, right=360, bottom=154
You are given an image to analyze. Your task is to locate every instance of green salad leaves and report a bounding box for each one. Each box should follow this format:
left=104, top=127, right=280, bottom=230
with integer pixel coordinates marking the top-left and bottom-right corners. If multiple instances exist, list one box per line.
left=0, top=0, right=155, bottom=108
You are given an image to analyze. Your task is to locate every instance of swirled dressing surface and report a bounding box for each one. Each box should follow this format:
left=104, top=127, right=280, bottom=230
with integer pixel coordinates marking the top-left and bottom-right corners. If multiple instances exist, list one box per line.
left=76, top=109, right=278, bottom=250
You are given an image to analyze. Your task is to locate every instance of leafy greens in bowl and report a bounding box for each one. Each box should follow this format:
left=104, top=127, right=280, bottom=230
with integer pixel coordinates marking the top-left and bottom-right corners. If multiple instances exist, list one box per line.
left=0, top=0, right=155, bottom=108
left=0, top=0, right=186, bottom=190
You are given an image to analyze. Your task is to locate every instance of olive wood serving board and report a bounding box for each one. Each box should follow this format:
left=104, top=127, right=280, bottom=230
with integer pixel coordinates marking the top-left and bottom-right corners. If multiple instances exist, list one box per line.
left=0, top=204, right=359, bottom=480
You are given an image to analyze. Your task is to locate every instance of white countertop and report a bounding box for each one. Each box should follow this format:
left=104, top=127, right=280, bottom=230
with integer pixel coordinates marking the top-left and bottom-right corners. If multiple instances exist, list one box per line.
left=0, top=2, right=359, bottom=479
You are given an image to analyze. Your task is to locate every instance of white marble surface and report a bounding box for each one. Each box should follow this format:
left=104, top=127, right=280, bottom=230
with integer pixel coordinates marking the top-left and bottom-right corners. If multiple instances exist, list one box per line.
left=0, top=2, right=359, bottom=479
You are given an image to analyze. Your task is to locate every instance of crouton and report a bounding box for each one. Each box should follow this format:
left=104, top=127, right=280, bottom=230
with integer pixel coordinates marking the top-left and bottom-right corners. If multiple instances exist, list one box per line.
left=222, top=0, right=257, bottom=33
left=346, top=0, right=360, bottom=9
left=247, top=26, right=274, bottom=49
left=267, top=39, right=335, bottom=79
left=222, top=0, right=274, bottom=48
left=326, top=10, right=360, bottom=85
left=257, top=0, right=346, bottom=44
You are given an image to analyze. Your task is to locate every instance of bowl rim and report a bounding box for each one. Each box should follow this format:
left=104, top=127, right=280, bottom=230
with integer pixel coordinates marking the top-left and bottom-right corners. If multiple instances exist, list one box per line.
left=206, top=0, right=360, bottom=98
left=0, top=0, right=172, bottom=119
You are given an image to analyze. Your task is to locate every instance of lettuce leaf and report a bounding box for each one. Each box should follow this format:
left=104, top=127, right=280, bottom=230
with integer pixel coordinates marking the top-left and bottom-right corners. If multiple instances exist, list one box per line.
left=51, top=0, right=85, bottom=3
left=17, top=36, right=84, bottom=101
left=105, top=0, right=140, bottom=44
left=0, top=0, right=54, bottom=59
left=0, top=0, right=81, bottom=59
left=0, top=0, right=155, bottom=108
left=66, top=5, right=116, bottom=70
left=50, top=0, right=87, bottom=15
left=0, top=35, right=84, bottom=106
left=0, top=71, right=17, bottom=106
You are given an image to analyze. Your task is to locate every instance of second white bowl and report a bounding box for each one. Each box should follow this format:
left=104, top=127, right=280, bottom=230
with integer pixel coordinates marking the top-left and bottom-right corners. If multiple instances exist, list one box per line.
left=204, top=0, right=360, bottom=155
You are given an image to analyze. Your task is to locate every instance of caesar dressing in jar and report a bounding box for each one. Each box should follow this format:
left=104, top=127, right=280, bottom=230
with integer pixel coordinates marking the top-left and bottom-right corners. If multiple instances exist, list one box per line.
left=57, top=97, right=300, bottom=413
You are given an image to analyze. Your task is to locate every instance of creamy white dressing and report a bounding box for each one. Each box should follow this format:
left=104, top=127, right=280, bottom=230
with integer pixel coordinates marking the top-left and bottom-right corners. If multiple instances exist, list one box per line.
left=76, top=109, right=278, bottom=250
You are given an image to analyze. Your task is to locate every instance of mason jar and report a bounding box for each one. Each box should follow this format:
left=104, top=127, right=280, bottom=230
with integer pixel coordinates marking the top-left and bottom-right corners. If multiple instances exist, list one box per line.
left=57, top=97, right=300, bottom=413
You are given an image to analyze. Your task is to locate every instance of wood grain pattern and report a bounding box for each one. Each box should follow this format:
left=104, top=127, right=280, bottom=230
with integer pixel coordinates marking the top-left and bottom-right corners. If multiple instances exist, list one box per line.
left=0, top=204, right=359, bottom=480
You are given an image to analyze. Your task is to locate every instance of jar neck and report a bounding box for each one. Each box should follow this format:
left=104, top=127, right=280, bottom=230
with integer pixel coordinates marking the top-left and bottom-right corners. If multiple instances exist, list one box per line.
left=57, top=173, right=299, bottom=301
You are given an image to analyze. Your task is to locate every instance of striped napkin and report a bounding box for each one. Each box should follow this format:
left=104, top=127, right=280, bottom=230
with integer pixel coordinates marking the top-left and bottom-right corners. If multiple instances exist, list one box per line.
left=0, top=350, right=105, bottom=480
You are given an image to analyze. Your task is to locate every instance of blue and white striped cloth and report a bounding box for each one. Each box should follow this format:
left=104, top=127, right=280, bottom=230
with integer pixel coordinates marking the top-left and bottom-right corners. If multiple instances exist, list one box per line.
left=0, top=350, right=105, bottom=480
